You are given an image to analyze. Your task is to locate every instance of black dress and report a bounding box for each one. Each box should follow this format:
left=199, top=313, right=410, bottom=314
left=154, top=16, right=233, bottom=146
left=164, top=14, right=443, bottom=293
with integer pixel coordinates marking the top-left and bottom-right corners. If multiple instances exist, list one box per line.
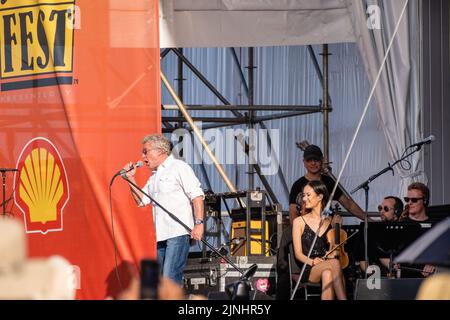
left=297, top=216, right=331, bottom=283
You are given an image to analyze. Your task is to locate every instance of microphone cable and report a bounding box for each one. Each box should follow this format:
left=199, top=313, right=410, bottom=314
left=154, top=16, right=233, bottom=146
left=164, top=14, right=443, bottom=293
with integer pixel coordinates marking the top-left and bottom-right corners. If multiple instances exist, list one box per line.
left=108, top=169, right=144, bottom=293
left=399, top=147, right=412, bottom=171
left=108, top=182, right=123, bottom=292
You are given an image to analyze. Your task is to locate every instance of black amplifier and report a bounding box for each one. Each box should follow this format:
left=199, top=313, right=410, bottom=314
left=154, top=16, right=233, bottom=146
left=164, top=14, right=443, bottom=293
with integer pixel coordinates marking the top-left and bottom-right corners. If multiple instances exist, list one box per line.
left=183, top=258, right=221, bottom=296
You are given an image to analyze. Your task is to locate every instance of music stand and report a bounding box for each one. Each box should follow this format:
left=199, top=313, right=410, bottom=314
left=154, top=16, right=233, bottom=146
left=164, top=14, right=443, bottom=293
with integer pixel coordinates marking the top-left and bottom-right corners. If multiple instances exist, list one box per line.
left=353, top=222, right=431, bottom=276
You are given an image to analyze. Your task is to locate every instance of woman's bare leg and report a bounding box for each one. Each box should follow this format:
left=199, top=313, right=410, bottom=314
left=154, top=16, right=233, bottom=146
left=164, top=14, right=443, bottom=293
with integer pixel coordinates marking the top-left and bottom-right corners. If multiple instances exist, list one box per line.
left=329, top=259, right=347, bottom=300
left=309, top=259, right=347, bottom=300
left=320, top=269, right=334, bottom=300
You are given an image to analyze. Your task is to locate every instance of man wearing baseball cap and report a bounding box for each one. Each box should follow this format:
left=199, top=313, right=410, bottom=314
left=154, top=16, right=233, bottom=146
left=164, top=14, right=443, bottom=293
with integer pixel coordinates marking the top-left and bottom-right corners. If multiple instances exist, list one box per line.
left=288, top=144, right=367, bottom=223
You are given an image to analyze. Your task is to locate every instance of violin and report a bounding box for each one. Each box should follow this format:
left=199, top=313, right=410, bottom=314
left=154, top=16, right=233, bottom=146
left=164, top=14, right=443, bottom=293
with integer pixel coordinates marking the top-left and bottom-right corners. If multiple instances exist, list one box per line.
left=324, top=204, right=349, bottom=269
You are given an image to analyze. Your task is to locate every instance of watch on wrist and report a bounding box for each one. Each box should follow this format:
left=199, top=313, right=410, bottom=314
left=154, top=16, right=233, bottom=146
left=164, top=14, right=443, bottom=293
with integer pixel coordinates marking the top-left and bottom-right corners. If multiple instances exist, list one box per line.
left=194, top=218, right=204, bottom=225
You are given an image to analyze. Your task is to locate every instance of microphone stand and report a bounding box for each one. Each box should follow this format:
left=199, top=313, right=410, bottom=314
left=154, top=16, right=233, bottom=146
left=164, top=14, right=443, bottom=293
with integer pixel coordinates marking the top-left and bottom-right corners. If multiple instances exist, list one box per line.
left=350, top=144, right=424, bottom=278
left=119, top=176, right=254, bottom=279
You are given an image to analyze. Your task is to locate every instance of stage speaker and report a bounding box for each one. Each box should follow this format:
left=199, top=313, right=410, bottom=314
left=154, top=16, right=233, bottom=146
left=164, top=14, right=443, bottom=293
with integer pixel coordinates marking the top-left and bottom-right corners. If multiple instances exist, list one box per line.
left=207, top=291, right=229, bottom=300
left=354, top=278, right=424, bottom=300
left=230, top=220, right=269, bottom=256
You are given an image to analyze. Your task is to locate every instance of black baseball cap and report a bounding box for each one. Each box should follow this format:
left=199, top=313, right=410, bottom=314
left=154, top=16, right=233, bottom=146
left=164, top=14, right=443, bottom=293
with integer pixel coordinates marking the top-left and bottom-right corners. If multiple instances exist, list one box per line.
left=303, top=145, right=323, bottom=161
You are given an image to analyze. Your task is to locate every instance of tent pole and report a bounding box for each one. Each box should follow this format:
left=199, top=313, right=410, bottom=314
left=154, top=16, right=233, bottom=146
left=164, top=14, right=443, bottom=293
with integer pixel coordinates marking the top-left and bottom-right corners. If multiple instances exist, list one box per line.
left=322, top=44, right=330, bottom=164
left=308, top=45, right=332, bottom=105
left=247, top=47, right=255, bottom=256
left=247, top=47, right=255, bottom=192
left=176, top=48, right=184, bottom=146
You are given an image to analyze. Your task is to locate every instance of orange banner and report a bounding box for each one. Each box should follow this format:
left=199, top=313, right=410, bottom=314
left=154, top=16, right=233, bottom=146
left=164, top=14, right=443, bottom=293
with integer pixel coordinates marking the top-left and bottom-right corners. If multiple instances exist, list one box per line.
left=0, top=0, right=160, bottom=299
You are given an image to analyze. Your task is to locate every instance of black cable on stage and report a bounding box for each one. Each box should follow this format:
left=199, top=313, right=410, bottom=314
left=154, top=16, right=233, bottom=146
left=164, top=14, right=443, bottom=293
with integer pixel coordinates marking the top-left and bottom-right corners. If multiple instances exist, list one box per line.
left=108, top=169, right=155, bottom=293
left=108, top=183, right=123, bottom=292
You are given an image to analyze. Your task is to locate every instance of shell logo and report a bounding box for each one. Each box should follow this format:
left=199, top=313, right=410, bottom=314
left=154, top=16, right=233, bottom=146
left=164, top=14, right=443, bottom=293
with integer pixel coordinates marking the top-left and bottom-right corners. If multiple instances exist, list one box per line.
left=14, top=138, right=69, bottom=234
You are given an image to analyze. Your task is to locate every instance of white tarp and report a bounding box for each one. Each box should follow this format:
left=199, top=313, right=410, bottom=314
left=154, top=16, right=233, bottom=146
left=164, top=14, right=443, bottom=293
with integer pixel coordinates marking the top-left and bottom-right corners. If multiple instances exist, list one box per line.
left=347, top=0, right=425, bottom=196
left=160, top=0, right=426, bottom=212
left=159, top=0, right=356, bottom=48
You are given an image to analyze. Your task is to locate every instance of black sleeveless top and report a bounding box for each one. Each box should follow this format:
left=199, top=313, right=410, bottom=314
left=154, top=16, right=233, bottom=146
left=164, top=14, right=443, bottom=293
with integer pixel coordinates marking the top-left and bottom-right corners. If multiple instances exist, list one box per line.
left=300, top=216, right=331, bottom=259
left=296, top=216, right=332, bottom=282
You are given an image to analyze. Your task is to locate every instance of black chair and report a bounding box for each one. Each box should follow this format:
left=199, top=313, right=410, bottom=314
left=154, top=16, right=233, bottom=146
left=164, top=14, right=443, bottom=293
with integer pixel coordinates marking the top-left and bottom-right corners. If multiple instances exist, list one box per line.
left=276, top=226, right=320, bottom=299
left=287, top=242, right=321, bottom=300
left=275, top=226, right=293, bottom=300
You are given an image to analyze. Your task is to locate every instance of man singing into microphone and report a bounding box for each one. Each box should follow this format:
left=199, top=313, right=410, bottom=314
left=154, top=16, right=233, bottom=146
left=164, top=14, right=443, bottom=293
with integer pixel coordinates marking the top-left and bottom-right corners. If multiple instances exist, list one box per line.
left=123, top=134, right=204, bottom=285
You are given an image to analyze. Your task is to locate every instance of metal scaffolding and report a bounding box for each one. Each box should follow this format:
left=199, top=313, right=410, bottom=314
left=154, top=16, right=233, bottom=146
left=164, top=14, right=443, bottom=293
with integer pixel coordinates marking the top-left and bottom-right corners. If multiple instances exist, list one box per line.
left=160, top=45, right=332, bottom=205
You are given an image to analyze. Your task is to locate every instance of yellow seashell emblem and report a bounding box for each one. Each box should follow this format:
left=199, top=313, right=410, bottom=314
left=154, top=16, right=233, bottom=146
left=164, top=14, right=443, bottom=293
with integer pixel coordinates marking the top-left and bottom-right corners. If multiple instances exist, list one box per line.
left=18, top=148, right=64, bottom=224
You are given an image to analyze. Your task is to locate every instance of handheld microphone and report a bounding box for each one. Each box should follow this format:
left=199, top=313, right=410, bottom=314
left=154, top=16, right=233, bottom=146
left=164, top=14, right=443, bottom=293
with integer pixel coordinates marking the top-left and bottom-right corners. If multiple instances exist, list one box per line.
left=119, top=161, right=143, bottom=178
left=110, top=161, right=143, bottom=187
left=409, top=135, right=435, bottom=149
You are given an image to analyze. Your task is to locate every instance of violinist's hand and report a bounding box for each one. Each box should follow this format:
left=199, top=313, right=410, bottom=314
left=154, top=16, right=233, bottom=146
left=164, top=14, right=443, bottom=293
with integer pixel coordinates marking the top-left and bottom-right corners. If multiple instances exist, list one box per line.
left=422, top=265, right=435, bottom=277
left=311, top=258, right=324, bottom=267
left=393, top=263, right=401, bottom=278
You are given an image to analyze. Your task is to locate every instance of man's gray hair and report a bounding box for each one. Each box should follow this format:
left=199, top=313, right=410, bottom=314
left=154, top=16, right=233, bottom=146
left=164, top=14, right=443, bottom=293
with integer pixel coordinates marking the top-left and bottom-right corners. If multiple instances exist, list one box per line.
left=142, top=134, right=172, bottom=155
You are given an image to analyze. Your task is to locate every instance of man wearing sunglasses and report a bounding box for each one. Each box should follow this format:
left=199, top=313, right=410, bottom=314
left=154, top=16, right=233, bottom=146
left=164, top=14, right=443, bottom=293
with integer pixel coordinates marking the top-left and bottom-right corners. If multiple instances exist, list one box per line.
left=358, top=196, right=403, bottom=276
left=402, top=182, right=431, bottom=223
left=397, top=182, right=436, bottom=278
left=379, top=196, right=403, bottom=222
left=123, top=134, right=205, bottom=286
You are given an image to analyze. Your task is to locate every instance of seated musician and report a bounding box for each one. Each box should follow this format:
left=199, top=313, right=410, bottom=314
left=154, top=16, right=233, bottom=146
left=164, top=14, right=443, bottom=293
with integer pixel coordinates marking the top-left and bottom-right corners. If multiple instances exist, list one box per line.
left=398, top=182, right=436, bottom=277
left=292, top=180, right=347, bottom=300
left=401, top=182, right=433, bottom=223
left=359, top=196, right=404, bottom=275
left=379, top=196, right=403, bottom=223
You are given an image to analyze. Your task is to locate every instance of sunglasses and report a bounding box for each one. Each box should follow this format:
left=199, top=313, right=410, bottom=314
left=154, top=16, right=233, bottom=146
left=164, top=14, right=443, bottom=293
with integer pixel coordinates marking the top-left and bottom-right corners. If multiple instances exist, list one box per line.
left=403, top=197, right=424, bottom=203
left=378, top=205, right=394, bottom=212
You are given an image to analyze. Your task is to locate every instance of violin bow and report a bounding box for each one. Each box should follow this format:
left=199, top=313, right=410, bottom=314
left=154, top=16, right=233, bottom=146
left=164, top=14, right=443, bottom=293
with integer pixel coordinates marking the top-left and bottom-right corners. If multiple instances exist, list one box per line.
left=396, top=265, right=436, bottom=275
left=322, top=230, right=359, bottom=259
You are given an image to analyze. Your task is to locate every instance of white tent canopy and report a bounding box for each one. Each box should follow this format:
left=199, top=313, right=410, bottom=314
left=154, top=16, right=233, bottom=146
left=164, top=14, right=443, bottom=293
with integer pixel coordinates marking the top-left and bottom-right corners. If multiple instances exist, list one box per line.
left=159, top=0, right=356, bottom=48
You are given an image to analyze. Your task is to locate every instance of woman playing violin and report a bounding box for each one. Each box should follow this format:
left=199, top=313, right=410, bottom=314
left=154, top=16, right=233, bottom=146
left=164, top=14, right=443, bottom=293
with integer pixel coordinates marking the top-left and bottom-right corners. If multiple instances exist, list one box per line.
left=292, top=180, right=347, bottom=300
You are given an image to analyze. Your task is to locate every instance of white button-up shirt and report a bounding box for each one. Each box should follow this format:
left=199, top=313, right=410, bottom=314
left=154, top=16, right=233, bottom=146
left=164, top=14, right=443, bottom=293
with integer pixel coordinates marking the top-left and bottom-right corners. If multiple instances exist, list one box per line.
left=141, top=155, right=204, bottom=242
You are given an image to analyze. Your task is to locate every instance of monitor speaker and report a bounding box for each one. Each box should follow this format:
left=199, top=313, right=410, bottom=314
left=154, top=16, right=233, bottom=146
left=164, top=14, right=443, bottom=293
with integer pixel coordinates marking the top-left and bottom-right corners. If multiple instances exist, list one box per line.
left=354, top=278, right=424, bottom=300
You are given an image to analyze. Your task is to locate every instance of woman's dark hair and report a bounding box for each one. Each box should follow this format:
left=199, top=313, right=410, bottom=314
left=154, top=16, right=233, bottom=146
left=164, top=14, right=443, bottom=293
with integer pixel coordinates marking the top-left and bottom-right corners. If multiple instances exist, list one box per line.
left=303, top=180, right=329, bottom=211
